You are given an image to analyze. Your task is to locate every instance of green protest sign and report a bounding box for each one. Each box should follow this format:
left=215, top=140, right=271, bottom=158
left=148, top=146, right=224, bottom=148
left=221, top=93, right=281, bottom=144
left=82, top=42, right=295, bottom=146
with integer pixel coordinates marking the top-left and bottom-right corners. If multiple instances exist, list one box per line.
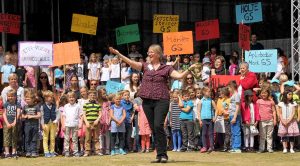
left=116, top=24, right=140, bottom=45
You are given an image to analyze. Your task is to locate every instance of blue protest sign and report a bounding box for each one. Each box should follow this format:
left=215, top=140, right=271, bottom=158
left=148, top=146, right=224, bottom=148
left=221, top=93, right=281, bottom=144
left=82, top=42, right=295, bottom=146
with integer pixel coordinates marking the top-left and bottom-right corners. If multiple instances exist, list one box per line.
left=236, top=2, right=263, bottom=24
left=106, top=80, right=125, bottom=94
left=245, top=49, right=277, bottom=73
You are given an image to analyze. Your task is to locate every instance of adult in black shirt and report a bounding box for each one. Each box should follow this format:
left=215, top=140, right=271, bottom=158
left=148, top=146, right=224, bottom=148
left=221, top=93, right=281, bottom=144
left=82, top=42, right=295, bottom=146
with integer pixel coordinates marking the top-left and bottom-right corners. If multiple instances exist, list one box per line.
left=250, top=34, right=264, bottom=50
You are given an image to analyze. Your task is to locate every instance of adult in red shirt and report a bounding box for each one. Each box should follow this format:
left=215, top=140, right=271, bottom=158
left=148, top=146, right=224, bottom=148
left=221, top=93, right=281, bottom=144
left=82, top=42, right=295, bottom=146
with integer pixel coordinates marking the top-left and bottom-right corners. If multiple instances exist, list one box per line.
left=239, top=62, right=258, bottom=102
left=110, top=45, right=196, bottom=163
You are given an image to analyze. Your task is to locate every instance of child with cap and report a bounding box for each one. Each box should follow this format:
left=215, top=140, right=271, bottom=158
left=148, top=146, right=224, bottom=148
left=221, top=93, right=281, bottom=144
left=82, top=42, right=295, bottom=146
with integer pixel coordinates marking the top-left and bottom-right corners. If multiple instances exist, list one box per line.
left=201, top=57, right=211, bottom=86
left=241, top=90, right=260, bottom=152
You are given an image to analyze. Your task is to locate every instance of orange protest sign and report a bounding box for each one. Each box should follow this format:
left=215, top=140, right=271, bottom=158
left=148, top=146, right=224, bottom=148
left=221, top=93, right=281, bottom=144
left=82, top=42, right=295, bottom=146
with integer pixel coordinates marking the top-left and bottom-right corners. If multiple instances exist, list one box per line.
left=163, top=31, right=194, bottom=56
left=53, top=41, right=80, bottom=66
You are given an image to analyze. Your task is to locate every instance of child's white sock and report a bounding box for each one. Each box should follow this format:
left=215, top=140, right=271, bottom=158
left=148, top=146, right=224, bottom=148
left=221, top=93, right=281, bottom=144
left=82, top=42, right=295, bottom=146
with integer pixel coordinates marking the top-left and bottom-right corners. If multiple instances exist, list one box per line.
left=250, top=135, right=254, bottom=147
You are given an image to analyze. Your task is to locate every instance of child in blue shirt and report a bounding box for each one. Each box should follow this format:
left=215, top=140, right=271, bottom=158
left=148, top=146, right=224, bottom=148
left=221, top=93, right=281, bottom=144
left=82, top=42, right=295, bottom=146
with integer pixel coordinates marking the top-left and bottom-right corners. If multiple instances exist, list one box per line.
left=54, top=66, right=64, bottom=92
left=178, top=90, right=194, bottom=152
left=199, top=87, right=217, bottom=153
left=121, top=90, right=133, bottom=152
left=1, top=54, right=16, bottom=84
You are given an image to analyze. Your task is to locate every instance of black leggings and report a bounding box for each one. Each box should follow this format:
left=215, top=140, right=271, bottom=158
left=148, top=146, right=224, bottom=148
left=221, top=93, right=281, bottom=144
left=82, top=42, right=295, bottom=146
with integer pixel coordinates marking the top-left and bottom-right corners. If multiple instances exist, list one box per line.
left=111, top=132, right=125, bottom=150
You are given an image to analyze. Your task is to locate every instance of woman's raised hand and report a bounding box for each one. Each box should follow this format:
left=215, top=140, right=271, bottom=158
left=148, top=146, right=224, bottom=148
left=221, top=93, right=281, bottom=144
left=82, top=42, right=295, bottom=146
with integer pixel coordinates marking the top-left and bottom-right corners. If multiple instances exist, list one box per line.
left=109, top=47, right=120, bottom=55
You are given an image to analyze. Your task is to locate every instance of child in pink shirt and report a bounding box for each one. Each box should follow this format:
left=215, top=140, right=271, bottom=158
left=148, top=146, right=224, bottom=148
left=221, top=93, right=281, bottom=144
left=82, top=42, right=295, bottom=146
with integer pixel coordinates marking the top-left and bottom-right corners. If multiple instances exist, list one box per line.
left=99, top=89, right=111, bottom=155
left=256, top=89, right=276, bottom=153
left=135, top=98, right=151, bottom=153
left=229, top=56, right=238, bottom=75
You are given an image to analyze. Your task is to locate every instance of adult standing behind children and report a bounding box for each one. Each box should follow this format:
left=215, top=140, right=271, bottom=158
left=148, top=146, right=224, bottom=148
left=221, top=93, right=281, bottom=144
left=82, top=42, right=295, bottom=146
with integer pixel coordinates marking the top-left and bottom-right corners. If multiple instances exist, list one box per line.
left=239, top=62, right=258, bottom=102
left=109, top=44, right=197, bottom=163
left=1, top=73, right=24, bottom=105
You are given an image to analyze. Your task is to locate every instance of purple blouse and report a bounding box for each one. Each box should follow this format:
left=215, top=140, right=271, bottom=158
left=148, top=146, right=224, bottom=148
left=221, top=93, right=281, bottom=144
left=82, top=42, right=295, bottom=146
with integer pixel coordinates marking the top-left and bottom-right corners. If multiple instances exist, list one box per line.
left=139, top=62, right=174, bottom=100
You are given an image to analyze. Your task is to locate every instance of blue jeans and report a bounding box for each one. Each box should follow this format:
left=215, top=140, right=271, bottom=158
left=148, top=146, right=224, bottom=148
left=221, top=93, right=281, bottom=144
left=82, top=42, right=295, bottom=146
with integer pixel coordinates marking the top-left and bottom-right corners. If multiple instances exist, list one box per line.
left=172, top=130, right=182, bottom=150
left=230, top=115, right=241, bottom=150
left=24, top=122, right=39, bottom=154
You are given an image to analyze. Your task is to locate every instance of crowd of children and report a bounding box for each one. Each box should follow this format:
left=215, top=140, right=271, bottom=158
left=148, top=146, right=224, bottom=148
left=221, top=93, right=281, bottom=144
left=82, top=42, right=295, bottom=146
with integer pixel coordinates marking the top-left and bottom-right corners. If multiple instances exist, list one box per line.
left=0, top=45, right=300, bottom=160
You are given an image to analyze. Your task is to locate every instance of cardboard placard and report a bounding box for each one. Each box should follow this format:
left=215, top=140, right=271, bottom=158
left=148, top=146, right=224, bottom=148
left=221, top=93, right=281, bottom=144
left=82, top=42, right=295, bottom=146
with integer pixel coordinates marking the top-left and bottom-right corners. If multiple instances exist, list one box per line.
left=195, top=19, right=220, bottom=41
left=106, top=80, right=125, bottom=94
left=236, top=2, right=263, bottom=24
left=211, top=75, right=240, bottom=89
left=53, top=41, right=80, bottom=66
left=0, top=13, right=21, bottom=34
left=153, top=14, right=179, bottom=33
left=239, top=23, right=250, bottom=50
left=116, top=24, right=140, bottom=45
left=71, top=13, right=98, bottom=35
left=163, top=31, right=194, bottom=56
left=245, top=49, right=277, bottom=73
left=18, top=42, right=53, bottom=66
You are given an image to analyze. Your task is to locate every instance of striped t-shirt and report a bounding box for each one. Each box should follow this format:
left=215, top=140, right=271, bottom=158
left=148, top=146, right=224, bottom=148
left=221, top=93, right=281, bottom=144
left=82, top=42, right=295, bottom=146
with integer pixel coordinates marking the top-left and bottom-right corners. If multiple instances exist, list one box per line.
left=170, top=102, right=181, bottom=131
left=83, top=102, right=101, bottom=122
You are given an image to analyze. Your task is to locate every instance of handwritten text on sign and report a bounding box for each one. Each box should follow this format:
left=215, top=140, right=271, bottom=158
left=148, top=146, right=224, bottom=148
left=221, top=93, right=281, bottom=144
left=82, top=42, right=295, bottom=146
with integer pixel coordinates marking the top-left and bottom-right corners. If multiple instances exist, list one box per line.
left=239, top=23, right=250, bottom=50
left=106, top=80, right=125, bottom=94
left=195, top=19, right=220, bottom=41
left=116, top=24, right=140, bottom=45
left=153, top=14, right=179, bottom=33
left=163, top=31, right=193, bottom=56
left=0, top=14, right=21, bottom=34
left=71, top=14, right=98, bottom=35
left=245, top=49, right=277, bottom=73
left=18, top=42, right=53, bottom=66
left=236, top=2, right=263, bottom=24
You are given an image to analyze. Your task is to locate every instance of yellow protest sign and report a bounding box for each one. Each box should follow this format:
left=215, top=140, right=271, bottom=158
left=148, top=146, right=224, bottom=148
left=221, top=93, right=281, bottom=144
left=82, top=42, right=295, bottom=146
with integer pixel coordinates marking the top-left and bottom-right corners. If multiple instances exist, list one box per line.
left=153, top=14, right=179, bottom=33
left=71, top=13, right=98, bottom=35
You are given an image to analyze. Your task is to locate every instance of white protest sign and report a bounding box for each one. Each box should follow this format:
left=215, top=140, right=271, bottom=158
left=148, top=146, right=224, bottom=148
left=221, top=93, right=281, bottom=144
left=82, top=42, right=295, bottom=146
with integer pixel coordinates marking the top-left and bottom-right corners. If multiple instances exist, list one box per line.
left=18, top=42, right=53, bottom=66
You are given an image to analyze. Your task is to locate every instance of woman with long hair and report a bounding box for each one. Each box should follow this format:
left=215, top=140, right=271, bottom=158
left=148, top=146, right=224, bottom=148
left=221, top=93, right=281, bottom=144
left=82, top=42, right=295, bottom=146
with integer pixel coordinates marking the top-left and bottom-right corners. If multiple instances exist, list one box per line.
left=182, top=73, right=199, bottom=90
left=124, top=73, right=140, bottom=100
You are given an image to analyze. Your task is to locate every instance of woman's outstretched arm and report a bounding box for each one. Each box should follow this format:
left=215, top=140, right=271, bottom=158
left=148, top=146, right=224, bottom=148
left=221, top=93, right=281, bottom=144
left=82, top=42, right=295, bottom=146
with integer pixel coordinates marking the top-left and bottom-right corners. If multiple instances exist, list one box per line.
left=109, top=47, right=143, bottom=71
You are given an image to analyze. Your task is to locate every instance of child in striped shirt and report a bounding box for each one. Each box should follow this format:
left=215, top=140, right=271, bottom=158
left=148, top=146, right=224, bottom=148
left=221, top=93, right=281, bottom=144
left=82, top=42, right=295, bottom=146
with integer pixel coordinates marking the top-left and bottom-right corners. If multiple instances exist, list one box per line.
left=83, top=90, right=102, bottom=157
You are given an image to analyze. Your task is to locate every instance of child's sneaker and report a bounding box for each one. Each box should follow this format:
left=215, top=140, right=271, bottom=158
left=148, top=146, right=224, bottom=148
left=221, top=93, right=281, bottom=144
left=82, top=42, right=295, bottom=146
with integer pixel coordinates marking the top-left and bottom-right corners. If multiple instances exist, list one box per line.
left=50, top=152, right=57, bottom=157
left=105, top=151, right=110, bottom=155
left=200, top=147, right=207, bottom=153
left=283, top=149, right=288, bottom=154
left=172, top=149, right=177, bottom=152
left=73, top=152, right=81, bottom=157
left=176, top=149, right=181, bottom=152
left=110, top=150, right=116, bottom=156
left=31, top=153, right=39, bottom=158
left=83, top=153, right=89, bottom=157
left=4, top=153, right=11, bottom=159
left=268, top=149, right=274, bottom=153
left=290, top=149, right=295, bottom=153
left=65, top=152, right=70, bottom=157
left=11, top=153, right=18, bottom=158
left=145, top=149, right=150, bottom=153
left=229, top=149, right=242, bottom=153
left=25, top=152, right=31, bottom=158
left=119, top=148, right=127, bottom=155
left=98, top=152, right=104, bottom=156
left=44, top=152, right=51, bottom=158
